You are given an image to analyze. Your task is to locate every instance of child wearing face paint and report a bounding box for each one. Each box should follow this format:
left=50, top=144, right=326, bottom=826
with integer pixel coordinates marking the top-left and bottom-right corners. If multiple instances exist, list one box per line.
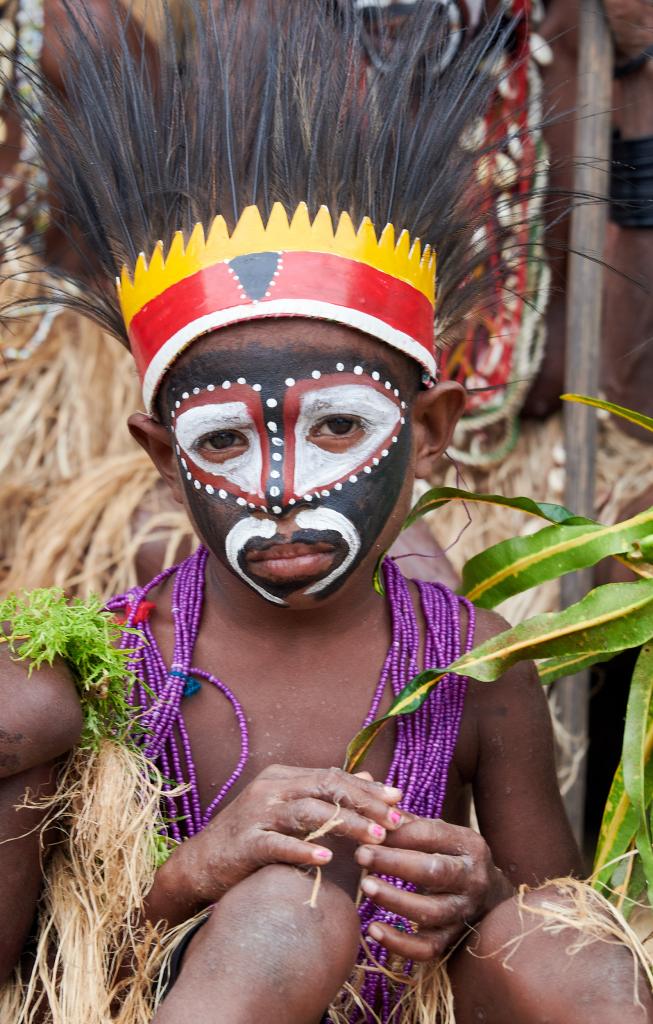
left=2, top=3, right=652, bottom=1023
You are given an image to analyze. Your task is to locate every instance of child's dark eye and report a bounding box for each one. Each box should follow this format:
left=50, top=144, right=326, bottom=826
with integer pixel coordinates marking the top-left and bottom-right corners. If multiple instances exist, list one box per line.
left=312, top=416, right=363, bottom=438
left=198, top=430, right=247, bottom=453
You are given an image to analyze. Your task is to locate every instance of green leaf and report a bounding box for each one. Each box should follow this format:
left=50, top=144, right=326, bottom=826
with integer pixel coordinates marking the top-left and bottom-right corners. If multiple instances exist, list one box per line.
left=593, top=718, right=653, bottom=905
left=404, top=486, right=586, bottom=532
left=562, top=394, right=653, bottom=435
left=373, top=486, right=590, bottom=594
left=346, top=579, right=653, bottom=772
left=537, top=650, right=618, bottom=686
left=462, top=509, right=653, bottom=609
left=624, top=853, right=648, bottom=915
left=635, top=827, right=653, bottom=908
left=622, top=645, right=653, bottom=904
left=623, top=646, right=653, bottom=828
left=593, top=757, right=639, bottom=900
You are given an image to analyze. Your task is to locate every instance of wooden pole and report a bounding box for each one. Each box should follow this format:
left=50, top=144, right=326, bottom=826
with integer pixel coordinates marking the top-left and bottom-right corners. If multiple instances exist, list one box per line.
left=558, top=0, right=613, bottom=844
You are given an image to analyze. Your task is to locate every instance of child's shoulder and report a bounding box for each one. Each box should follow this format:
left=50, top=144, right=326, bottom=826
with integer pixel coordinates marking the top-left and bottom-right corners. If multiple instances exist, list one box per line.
left=457, top=604, right=581, bottom=877
left=452, top=604, right=554, bottom=783
left=465, top=604, right=548, bottom=727
left=0, top=640, right=83, bottom=775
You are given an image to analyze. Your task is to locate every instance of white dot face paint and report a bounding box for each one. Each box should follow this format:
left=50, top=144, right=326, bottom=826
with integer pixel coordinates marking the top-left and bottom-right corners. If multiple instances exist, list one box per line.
left=169, top=359, right=412, bottom=607
left=175, top=399, right=264, bottom=500
left=291, top=383, right=401, bottom=499
left=173, top=370, right=405, bottom=509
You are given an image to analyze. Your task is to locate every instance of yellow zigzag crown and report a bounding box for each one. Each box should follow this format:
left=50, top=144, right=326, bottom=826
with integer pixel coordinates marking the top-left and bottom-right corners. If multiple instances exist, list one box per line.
left=118, top=201, right=436, bottom=329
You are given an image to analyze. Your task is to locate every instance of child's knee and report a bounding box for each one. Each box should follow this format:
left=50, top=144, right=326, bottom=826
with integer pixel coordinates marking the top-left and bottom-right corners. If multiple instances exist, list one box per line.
left=158, top=867, right=361, bottom=1023
left=450, top=884, right=653, bottom=1024
left=210, top=864, right=360, bottom=979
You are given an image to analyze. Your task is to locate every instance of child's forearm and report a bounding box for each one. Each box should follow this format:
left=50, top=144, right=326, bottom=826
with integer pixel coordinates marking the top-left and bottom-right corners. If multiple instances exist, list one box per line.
left=0, top=761, right=59, bottom=985
left=143, top=847, right=211, bottom=931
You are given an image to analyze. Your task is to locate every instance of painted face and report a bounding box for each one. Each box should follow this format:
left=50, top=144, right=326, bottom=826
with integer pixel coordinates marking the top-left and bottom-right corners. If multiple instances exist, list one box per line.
left=166, top=343, right=414, bottom=605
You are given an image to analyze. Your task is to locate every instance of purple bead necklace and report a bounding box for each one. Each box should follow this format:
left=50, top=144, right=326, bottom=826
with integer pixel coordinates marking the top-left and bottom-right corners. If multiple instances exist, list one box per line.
left=108, top=546, right=474, bottom=1022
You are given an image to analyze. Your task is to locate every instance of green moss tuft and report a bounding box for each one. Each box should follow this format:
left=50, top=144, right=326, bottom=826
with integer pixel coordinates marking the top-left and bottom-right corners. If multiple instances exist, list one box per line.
left=0, top=588, right=139, bottom=749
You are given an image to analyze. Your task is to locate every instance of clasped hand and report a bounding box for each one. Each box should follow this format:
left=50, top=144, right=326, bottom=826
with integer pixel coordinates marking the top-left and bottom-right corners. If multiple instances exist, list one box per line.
left=165, top=764, right=511, bottom=962
left=355, top=812, right=513, bottom=962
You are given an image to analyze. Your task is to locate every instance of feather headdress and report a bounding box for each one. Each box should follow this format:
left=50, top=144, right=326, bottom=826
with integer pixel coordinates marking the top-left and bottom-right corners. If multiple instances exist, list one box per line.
left=14, top=0, right=533, bottom=410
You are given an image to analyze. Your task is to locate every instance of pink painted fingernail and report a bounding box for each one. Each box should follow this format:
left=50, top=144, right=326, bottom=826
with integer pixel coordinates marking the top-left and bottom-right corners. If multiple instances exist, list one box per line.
left=361, top=877, right=378, bottom=897
left=315, top=848, right=332, bottom=861
left=370, top=824, right=386, bottom=840
left=368, top=924, right=383, bottom=941
left=388, top=810, right=402, bottom=826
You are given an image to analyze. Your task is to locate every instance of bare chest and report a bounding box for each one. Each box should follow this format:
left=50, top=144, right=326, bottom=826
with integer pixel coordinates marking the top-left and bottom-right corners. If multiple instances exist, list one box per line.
left=147, top=592, right=474, bottom=893
left=178, top=649, right=398, bottom=812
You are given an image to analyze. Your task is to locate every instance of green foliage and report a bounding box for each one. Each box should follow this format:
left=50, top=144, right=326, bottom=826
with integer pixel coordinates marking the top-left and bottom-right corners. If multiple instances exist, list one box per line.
left=350, top=394, right=653, bottom=914
left=373, top=487, right=588, bottom=594
left=462, top=511, right=653, bottom=608
left=562, top=394, right=653, bottom=435
left=0, top=588, right=139, bottom=748
left=346, top=579, right=653, bottom=772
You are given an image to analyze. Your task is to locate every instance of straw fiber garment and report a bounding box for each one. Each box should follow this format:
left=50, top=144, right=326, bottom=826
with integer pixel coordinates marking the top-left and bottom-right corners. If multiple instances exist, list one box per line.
left=0, top=296, right=194, bottom=598
left=0, top=739, right=178, bottom=1024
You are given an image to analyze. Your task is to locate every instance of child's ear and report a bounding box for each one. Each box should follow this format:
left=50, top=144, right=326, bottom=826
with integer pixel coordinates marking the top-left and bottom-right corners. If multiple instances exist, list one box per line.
left=128, top=412, right=185, bottom=505
left=412, top=381, right=466, bottom=479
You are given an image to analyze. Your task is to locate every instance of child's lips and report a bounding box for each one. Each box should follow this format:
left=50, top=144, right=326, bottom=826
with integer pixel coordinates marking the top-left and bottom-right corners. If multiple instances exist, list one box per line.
left=245, top=542, right=336, bottom=583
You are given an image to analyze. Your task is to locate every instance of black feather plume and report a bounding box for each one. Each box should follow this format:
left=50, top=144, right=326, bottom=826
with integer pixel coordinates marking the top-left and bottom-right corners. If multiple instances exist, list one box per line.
left=11, top=0, right=539, bottom=351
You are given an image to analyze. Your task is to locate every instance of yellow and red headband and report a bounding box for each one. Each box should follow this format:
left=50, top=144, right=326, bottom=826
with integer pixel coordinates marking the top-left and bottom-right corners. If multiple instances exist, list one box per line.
left=118, top=202, right=437, bottom=412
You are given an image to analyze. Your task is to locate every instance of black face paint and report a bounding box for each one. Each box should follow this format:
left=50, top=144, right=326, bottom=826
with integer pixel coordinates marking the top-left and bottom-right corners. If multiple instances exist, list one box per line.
left=163, top=343, right=414, bottom=605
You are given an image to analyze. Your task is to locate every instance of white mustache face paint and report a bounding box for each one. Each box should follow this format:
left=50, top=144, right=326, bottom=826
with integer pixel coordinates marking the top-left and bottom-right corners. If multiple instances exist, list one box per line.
left=223, top=509, right=360, bottom=604
left=295, top=508, right=361, bottom=595
left=224, top=517, right=285, bottom=604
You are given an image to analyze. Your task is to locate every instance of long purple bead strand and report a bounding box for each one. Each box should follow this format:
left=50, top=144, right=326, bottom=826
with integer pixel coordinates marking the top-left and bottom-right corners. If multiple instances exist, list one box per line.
left=108, top=548, right=250, bottom=840
left=354, top=559, right=475, bottom=1021
left=108, top=548, right=474, bottom=1023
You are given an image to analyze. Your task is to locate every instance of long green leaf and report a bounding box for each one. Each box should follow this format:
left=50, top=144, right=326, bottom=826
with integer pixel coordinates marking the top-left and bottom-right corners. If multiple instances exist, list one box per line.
left=562, top=394, right=653, bottom=434
left=404, top=487, right=586, bottom=532
left=593, top=721, right=653, bottom=897
left=636, top=828, right=653, bottom=907
left=623, top=646, right=653, bottom=830
left=345, top=579, right=653, bottom=772
left=625, top=854, right=648, bottom=914
left=622, top=645, right=653, bottom=903
left=537, top=650, right=618, bottom=687
left=593, top=762, right=639, bottom=896
left=374, top=487, right=590, bottom=594
left=462, top=509, right=653, bottom=609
